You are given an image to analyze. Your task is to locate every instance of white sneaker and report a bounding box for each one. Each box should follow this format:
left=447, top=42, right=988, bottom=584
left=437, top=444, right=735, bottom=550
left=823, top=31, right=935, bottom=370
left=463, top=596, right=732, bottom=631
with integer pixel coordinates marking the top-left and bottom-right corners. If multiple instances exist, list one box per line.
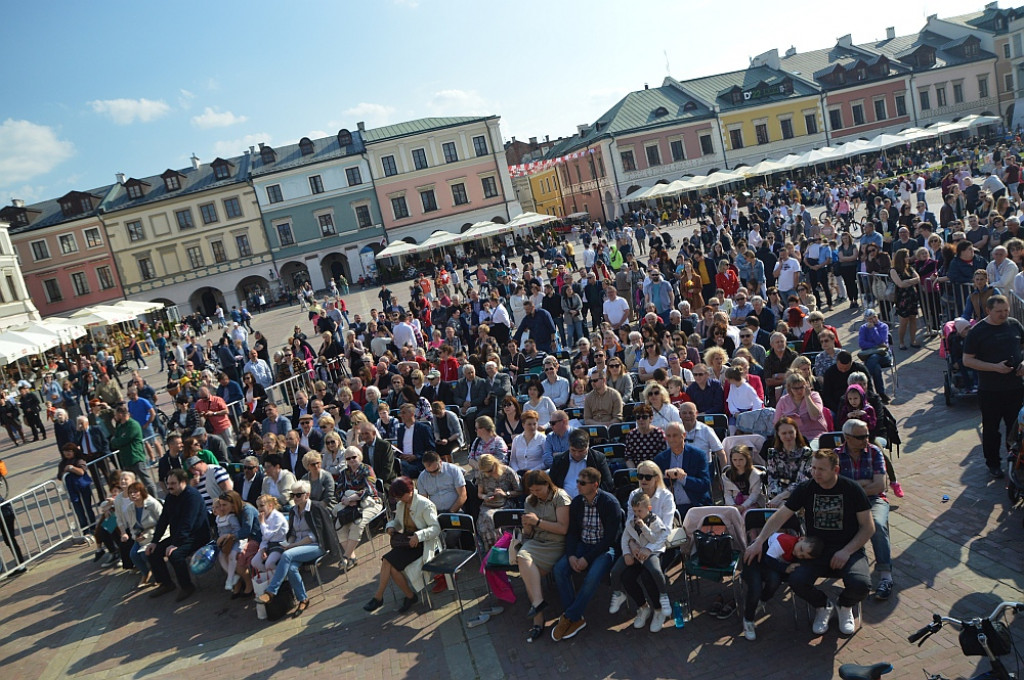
left=609, top=591, right=627, bottom=614
left=812, top=601, right=834, bottom=635
left=838, top=606, right=857, bottom=635
left=649, top=610, right=667, bottom=633
left=743, top=619, right=756, bottom=641
left=659, top=594, right=672, bottom=615
left=633, top=605, right=652, bottom=629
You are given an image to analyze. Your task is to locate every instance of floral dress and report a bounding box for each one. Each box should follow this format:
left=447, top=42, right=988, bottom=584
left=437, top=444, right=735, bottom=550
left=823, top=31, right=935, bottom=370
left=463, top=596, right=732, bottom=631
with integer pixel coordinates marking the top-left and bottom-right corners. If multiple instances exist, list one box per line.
left=893, top=269, right=920, bottom=318
left=763, top=445, right=813, bottom=499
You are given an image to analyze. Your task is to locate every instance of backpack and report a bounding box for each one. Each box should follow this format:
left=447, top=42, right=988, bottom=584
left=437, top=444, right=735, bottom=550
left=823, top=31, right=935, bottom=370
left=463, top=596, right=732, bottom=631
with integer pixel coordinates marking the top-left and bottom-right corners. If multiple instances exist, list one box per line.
left=880, top=405, right=902, bottom=457
left=735, top=408, right=776, bottom=440
left=264, top=579, right=296, bottom=621
left=693, top=529, right=734, bottom=569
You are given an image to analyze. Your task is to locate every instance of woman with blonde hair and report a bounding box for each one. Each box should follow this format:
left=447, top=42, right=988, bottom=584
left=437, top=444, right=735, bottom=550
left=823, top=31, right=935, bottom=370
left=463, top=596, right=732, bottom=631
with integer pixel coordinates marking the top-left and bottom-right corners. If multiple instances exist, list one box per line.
left=643, top=383, right=682, bottom=430
left=476, top=454, right=521, bottom=553
left=703, top=346, right=729, bottom=383
left=335, top=446, right=382, bottom=569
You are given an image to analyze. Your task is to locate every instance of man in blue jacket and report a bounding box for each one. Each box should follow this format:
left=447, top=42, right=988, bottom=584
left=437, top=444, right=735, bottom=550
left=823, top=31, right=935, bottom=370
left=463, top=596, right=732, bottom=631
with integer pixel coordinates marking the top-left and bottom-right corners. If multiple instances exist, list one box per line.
left=513, top=299, right=558, bottom=354
left=146, top=469, right=211, bottom=601
left=551, top=465, right=622, bottom=642
left=395, top=403, right=435, bottom=478
left=652, top=422, right=712, bottom=515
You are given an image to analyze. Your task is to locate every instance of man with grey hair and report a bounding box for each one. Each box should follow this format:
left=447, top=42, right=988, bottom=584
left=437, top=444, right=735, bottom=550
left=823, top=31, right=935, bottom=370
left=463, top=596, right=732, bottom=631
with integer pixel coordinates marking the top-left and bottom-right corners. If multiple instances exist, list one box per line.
left=234, top=455, right=264, bottom=507
left=987, top=245, right=1016, bottom=291
left=483, top=360, right=512, bottom=412
left=836, top=418, right=894, bottom=602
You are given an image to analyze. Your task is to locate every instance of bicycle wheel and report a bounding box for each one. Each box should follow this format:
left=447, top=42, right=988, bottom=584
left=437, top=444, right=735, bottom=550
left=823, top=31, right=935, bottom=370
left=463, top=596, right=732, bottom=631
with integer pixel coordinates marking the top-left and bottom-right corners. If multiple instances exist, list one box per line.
left=0, top=474, right=8, bottom=498
left=848, top=219, right=863, bottom=239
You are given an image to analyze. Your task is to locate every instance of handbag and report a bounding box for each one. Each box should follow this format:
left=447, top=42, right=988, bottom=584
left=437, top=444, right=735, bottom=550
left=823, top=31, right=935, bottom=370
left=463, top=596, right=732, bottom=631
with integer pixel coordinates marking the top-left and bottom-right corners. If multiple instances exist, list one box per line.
left=693, top=530, right=734, bottom=569
left=390, top=532, right=413, bottom=550
left=506, top=529, right=522, bottom=565
left=870, top=276, right=895, bottom=303
left=74, top=473, right=93, bottom=491
left=665, top=526, right=688, bottom=549
left=486, top=546, right=510, bottom=568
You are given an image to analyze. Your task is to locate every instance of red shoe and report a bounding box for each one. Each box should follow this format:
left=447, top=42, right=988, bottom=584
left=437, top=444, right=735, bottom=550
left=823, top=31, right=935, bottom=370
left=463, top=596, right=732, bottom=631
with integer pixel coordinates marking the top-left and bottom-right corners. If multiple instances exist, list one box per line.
left=432, top=575, right=448, bottom=593
left=890, top=481, right=904, bottom=498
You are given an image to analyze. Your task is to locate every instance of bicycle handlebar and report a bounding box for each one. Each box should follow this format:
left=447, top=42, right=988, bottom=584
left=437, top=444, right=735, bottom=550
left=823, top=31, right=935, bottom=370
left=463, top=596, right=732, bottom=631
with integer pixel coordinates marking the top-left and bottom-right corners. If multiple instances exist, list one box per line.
left=908, top=602, right=1024, bottom=644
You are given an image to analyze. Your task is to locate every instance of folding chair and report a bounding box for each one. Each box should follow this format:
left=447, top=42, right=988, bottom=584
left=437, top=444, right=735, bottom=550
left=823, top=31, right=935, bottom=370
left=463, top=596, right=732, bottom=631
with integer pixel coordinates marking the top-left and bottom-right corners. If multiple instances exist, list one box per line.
left=608, top=421, right=637, bottom=441
left=612, top=468, right=638, bottom=510
left=700, top=414, right=729, bottom=442
left=579, top=424, right=608, bottom=445
left=815, top=431, right=843, bottom=451
left=565, top=407, right=584, bottom=421
left=590, top=442, right=625, bottom=465
left=490, top=508, right=525, bottom=579
left=421, top=513, right=479, bottom=622
left=680, top=512, right=745, bottom=619
left=621, top=402, right=642, bottom=422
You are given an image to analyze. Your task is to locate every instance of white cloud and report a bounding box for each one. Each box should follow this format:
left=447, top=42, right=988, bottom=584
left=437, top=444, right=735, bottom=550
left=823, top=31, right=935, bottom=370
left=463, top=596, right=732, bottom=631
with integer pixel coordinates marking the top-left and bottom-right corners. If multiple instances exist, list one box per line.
left=426, top=89, right=492, bottom=116
left=206, top=77, right=220, bottom=91
left=0, top=119, right=75, bottom=187
left=178, top=89, right=196, bottom=109
left=342, top=102, right=396, bottom=128
left=191, top=107, right=248, bottom=129
left=212, top=132, right=270, bottom=158
left=88, top=98, right=170, bottom=125
left=393, top=0, right=420, bottom=7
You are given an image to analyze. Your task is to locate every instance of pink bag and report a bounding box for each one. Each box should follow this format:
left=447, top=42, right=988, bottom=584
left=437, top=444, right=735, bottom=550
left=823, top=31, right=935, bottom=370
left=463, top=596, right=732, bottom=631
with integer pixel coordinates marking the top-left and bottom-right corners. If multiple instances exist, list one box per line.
left=480, top=532, right=517, bottom=603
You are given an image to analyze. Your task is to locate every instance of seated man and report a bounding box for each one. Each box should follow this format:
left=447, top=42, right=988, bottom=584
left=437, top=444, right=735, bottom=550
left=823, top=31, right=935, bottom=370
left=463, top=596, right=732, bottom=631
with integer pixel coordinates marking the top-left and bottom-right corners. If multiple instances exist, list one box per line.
left=652, top=423, right=711, bottom=515
left=360, top=422, right=397, bottom=483
left=583, top=373, right=622, bottom=426
left=542, top=411, right=574, bottom=465
left=453, top=364, right=488, bottom=436
left=395, top=403, right=435, bottom=478
left=541, top=357, right=570, bottom=408
left=744, top=449, right=874, bottom=636
left=551, top=466, right=623, bottom=642
left=684, top=364, right=725, bottom=414
left=679, top=402, right=726, bottom=471
left=549, top=429, right=613, bottom=497
left=146, top=469, right=212, bottom=602
left=836, top=418, right=894, bottom=601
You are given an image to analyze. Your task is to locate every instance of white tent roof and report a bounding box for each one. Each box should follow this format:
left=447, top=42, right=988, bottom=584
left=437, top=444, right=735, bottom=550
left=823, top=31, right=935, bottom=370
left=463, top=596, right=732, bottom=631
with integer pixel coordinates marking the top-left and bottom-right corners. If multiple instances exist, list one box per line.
left=70, top=306, right=138, bottom=326
left=862, top=133, right=908, bottom=152
left=113, top=300, right=164, bottom=314
left=624, top=185, right=665, bottom=200
left=11, top=320, right=87, bottom=343
left=507, top=212, right=559, bottom=229
left=798, top=147, right=840, bottom=165
left=417, top=230, right=464, bottom=251
left=0, top=338, right=38, bottom=365
left=0, top=329, right=60, bottom=353
left=702, top=170, right=745, bottom=188
left=741, top=160, right=786, bottom=177
left=376, top=241, right=419, bottom=259
left=773, top=153, right=805, bottom=171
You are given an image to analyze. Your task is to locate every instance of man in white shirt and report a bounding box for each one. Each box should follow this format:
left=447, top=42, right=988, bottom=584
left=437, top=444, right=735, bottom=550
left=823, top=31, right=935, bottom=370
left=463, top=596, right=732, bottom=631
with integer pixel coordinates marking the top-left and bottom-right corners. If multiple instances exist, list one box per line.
left=987, top=246, right=1017, bottom=292
left=747, top=223, right=763, bottom=249
left=583, top=244, right=596, bottom=271
left=773, top=250, right=801, bottom=299
left=602, top=284, right=631, bottom=329
left=489, top=300, right=512, bottom=345
left=541, top=357, right=570, bottom=407
left=392, top=313, right=417, bottom=349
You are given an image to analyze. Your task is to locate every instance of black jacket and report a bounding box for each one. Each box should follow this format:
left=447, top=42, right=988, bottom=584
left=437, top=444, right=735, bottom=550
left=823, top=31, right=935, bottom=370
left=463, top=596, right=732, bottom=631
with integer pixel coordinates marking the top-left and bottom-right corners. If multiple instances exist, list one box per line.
left=233, top=470, right=265, bottom=508
left=364, top=437, right=397, bottom=483
left=286, top=500, right=343, bottom=565
left=75, top=426, right=110, bottom=460
left=152, top=485, right=210, bottom=554
left=565, top=489, right=622, bottom=565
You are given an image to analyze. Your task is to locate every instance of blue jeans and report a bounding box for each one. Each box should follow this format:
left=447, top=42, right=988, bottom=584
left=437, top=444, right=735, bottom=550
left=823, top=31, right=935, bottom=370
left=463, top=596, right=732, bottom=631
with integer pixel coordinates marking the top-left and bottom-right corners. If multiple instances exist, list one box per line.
left=553, top=543, right=615, bottom=622
left=267, top=543, right=324, bottom=602
left=868, top=496, right=891, bottom=573
left=565, top=319, right=584, bottom=348
left=130, top=541, right=150, bottom=576
left=862, top=353, right=888, bottom=397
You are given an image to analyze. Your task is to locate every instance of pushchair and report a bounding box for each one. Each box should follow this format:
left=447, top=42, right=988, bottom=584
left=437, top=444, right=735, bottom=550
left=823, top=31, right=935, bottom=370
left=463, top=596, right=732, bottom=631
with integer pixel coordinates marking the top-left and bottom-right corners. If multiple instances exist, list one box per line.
left=940, top=319, right=977, bottom=406
left=1005, top=407, right=1024, bottom=525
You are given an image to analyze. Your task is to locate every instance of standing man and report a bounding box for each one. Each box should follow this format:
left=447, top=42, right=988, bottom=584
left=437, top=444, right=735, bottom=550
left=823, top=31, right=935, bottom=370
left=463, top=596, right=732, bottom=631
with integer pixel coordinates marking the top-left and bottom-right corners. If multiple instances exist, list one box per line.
left=110, top=404, right=157, bottom=496
left=963, top=295, right=1024, bottom=478
left=18, top=385, right=46, bottom=441
left=513, top=299, right=558, bottom=354
left=194, top=386, right=233, bottom=447
left=146, top=469, right=211, bottom=602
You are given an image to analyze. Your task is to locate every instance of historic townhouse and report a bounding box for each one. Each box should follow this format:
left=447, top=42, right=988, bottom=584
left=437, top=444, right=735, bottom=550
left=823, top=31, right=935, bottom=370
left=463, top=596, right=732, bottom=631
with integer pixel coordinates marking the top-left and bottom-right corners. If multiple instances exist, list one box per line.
left=250, top=129, right=386, bottom=291
left=1, top=189, right=123, bottom=316
left=99, top=155, right=273, bottom=315
left=0, top=221, right=40, bottom=330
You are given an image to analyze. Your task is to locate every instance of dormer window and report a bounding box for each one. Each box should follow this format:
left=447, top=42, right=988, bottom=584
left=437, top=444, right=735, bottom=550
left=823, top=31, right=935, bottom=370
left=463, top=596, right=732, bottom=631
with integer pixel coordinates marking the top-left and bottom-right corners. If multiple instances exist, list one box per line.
left=211, top=158, right=233, bottom=180
left=165, top=175, right=180, bottom=191
left=653, top=106, right=669, bottom=118
left=260, top=145, right=276, bottom=164
left=80, top=197, right=92, bottom=212
left=964, top=41, right=979, bottom=58
left=299, top=137, right=314, bottom=156
left=60, top=200, right=74, bottom=215
left=683, top=101, right=698, bottom=112
left=127, top=184, right=143, bottom=199
left=856, top=67, right=866, bottom=81
left=14, top=213, right=27, bottom=226
left=337, top=129, right=353, bottom=146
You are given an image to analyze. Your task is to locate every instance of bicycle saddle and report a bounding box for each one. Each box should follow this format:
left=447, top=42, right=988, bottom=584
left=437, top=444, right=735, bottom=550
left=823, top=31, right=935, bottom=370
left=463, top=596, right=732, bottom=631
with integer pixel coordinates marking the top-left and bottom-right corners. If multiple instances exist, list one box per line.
left=838, top=663, right=893, bottom=680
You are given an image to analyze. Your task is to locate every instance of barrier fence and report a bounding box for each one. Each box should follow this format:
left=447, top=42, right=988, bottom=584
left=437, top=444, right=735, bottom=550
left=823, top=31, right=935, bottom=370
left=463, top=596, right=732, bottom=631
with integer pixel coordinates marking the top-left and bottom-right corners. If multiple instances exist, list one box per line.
left=854, top=271, right=977, bottom=331
left=0, top=479, right=82, bottom=579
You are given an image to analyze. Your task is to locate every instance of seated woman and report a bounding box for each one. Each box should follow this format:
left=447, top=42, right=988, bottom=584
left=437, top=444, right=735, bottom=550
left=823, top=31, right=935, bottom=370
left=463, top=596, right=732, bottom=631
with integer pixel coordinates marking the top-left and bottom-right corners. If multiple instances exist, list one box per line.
left=495, top=397, right=523, bottom=447
left=468, top=416, right=509, bottom=474
left=524, top=380, right=557, bottom=428
left=475, top=454, right=522, bottom=554
left=303, top=452, right=335, bottom=505
left=519, top=469, right=571, bottom=642
left=760, top=417, right=812, bottom=508
left=123, top=480, right=163, bottom=588
left=335, top=446, right=383, bottom=569
left=722, top=445, right=764, bottom=514
left=625, top=405, right=666, bottom=468
left=225, top=489, right=261, bottom=598
left=509, top=410, right=548, bottom=472
left=429, top=401, right=464, bottom=460
left=644, top=383, right=682, bottom=430
left=256, top=480, right=342, bottom=615
left=363, top=477, right=442, bottom=615
left=773, top=372, right=828, bottom=442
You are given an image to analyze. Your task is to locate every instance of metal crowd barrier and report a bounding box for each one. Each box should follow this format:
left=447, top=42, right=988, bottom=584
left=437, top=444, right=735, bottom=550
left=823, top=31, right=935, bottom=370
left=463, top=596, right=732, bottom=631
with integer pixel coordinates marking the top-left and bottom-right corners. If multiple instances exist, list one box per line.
left=0, top=479, right=82, bottom=579
left=855, top=271, right=975, bottom=330
left=1010, top=291, right=1024, bottom=324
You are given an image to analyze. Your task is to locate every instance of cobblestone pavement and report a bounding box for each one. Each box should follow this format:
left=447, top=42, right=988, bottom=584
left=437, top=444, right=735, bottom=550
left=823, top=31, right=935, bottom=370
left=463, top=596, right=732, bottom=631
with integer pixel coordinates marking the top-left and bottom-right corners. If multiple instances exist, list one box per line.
left=3, top=186, right=1023, bottom=679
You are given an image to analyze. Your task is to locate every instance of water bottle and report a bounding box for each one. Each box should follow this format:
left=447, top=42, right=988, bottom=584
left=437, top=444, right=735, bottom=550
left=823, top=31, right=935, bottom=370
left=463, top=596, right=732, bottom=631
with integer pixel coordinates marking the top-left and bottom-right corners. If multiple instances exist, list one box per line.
left=673, top=600, right=687, bottom=628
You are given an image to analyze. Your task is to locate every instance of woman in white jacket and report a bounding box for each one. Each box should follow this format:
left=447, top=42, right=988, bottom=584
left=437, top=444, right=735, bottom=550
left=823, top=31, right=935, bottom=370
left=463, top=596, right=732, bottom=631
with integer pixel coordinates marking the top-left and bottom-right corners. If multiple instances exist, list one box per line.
left=644, top=383, right=682, bottom=430
left=123, top=480, right=163, bottom=588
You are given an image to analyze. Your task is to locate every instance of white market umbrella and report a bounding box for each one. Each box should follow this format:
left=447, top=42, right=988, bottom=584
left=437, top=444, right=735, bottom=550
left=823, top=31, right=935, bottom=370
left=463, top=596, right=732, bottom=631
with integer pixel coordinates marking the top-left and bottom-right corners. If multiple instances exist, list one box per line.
left=774, top=153, right=804, bottom=171
left=12, top=320, right=86, bottom=344
left=416, top=229, right=464, bottom=254
left=863, top=133, right=908, bottom=152
left=742, top=160, right=785, bottom=177
left=703, top=170, right=746, bottom=189
left=0, top=337, right=40, bottom=365
left=507, top=212, right=559, bottom=228
left=0, top=329, right=60, bottom=353
left=376, top=241, right=418, bottom=259
left=113, top=300, right=164, bottom=314
left=70, top=306, right=138, bottom=327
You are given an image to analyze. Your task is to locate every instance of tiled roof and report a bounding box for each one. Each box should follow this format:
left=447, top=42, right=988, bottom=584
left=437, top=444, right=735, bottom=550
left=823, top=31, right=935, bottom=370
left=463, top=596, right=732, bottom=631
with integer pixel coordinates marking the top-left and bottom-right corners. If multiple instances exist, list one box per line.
left=5, top=185, right=115, bottom=235
left=780, top=45, right=909, bottom=89
left=250, top=131, right=364, bottom=177
left=679, top=66, right=820, bottom=112
left=361, top=116, right=495, bottom=143
left=861, top=29, right=996, bottom=70
left=100, top=153, right=251, bottom=214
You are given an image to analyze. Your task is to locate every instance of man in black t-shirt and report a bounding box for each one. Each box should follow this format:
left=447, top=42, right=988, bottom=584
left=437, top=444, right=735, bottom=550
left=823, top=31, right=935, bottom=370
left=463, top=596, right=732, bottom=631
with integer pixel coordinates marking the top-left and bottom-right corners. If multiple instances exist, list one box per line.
left=963, top=295, right=1024, bottom=478
left=745, top=449, right=874, bottom=636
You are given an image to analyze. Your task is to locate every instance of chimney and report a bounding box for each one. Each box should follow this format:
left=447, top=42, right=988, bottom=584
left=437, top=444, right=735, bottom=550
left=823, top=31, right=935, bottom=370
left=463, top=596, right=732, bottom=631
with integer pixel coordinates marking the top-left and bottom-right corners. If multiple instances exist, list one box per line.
left=644, top=83, right=649, bottom=90
left=249, top=146, right=255, bottom=155
left=886, top=26, right=895, bottom=40
left=545, top=135, right=550, bottom=143
left=785, top=46, right=797, bottom=57
left=357, top=121, right=366, bottom=131
left=529, top=137, right=538, bottom=145
left=12, top=199, right=24, bottom=208
left=115, top=173, right=126, bottom=185
left=577, top=124, right=591, bottom=135
left=836, top=33, right=852, bottom=47
left=190, top=153, right=200, bottom=170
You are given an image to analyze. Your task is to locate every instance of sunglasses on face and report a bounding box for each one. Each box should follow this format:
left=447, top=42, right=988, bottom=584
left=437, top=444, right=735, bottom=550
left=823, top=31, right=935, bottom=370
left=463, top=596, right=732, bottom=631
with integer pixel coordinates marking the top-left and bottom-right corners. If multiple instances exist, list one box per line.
left=345, top=456, right=359, bottom=461
left=636, top=473, right=656, bottom=481
left=636, top=414, right=651, bottom=420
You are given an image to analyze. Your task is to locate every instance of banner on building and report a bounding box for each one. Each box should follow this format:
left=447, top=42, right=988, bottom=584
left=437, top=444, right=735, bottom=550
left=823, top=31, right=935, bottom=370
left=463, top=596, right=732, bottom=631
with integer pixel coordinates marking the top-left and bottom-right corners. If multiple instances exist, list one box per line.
left=508, top=148, right=595, bottom=178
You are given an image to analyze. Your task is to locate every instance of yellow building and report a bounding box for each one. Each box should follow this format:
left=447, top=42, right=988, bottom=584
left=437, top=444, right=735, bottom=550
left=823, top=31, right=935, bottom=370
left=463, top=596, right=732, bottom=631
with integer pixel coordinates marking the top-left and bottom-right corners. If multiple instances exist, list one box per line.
left=529, top=167, right=564, bottom=218
left=99, top=155, right=274, bottom=314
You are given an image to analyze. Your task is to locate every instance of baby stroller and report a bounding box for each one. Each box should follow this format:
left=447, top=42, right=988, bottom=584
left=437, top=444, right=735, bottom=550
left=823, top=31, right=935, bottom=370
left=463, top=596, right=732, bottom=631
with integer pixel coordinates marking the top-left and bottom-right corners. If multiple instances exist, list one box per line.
left=1006, top=407, right=1024, bottom=526
left=940, top=319, right=977, bottom=406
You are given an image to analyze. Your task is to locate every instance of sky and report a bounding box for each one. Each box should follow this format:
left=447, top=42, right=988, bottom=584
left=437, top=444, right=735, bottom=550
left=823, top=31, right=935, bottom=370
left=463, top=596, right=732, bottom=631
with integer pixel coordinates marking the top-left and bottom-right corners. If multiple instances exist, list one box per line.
left=0, top=0, right=978, bottom=205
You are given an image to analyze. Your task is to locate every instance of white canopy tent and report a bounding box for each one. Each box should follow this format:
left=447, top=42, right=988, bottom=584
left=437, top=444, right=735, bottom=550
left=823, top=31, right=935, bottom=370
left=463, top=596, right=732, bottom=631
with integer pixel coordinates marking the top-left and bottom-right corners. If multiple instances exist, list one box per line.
left=12, top=319, right=87, bottom=344
left=0, top=329, right=61, bottom=353
left=112, top=300, right=164, bottom=314
left=70, top=305, right=139, bottom=327
left=506, top=212, right=559, bottom=229
left=741, top=160, right=786, bottom=177
left=375, top=241, right=419, bottom=260
left=0, top=338, right=38, bottom=365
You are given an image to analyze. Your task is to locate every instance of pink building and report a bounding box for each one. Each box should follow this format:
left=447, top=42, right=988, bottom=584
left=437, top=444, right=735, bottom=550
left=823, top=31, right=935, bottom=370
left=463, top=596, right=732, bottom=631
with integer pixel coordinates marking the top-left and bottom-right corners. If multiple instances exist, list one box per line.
left=1, top=188, right=126, bottom=316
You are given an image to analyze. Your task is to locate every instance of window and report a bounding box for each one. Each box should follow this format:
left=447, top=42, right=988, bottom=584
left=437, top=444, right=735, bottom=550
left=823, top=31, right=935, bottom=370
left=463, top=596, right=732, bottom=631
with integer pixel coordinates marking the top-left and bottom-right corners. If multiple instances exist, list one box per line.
left=729, top=128, right=744, bottom=149
left=979, top=76, right=989, bottom=98
left=755, top=123, right=769, bottom=145
left=482, top=176, right=499, bottom=199
left=420, top=190, right=438, bottom=212
left=952, top=82, right=964, bottom=104
left=127, top=220, right=145, bottom=242
left=299, top=138, right=314, bottom=156
left=30, top=240, right=50, bottom=261
left=126, top=184, right=144, bottom=200
left=895, top=94, right=907, bottom=116
left=935, top=86, right=946, bottom=107
left=1005, top=73, right=1015, bottom=93
left=442, top=142, right=458, bottom=163
left=276, top=223, right=295, bottom=246
left=175, top=209, right=195, bottom=230
left=620, top=150, right=637, bottom=171
left=780, top=119, right=794, bottom=140
left=355, top=205, right=373, bottom=228
left=199, top=203, right=218, bottom=225
left=309, top=175, right=324, bottom=195
left=164, top=175, right=180, bottom=191
left=391, top=196, right=409, bottom=220
left=472, top=135, right=488, bottom=157
left=919, top=89, right=931, bottom=111
left=829, top=109, right=843, bottom=130
left=84, top=227, right=102, bottom=248
left=43, top=278, right=62, bottom=302
left=451, top=183, right=469, bottom=206
left=645, top=145, right=662, bottom=167
left=412, top=148, right=428, bottom=170
left=670, top=140, right=685, bottom=162
left=223, top=197, right=243, bottom=218
left=97, top=266, right=115, bottom=290
left=851, top=104, right=865, bottom=126
left=5, top=275, right=15, bottom=300
left=1005, top=42, right=1012, bottom=59
left=345, top=167, right=362, bottom=186
left=699, top=133, right=714, bottom=155
left=213, top=162, right=231, bottom=180
left=58, top=234, right=78, bottom=255
left=235, top=234, right=252, bottom=257
left=874, top=99, right=887, bottom=121
left=186, top=246, right=204, bottom=269
left=138, top=258, right=156, bottom=281
left=317, top=213, right=337, bottom=237
left=381, top=155, right=398, bottom=177
left=71, top=272, right=89, bottom=296
left=266, top=185, right=283, bottom=204
left=211, top=241, right=228, bottom=263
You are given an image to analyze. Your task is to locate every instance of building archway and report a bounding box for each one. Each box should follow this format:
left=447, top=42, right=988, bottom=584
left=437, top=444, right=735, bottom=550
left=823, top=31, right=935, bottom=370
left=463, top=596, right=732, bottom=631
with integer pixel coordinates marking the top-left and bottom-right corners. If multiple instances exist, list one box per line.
left=235, top=275, right=271, bottom=308
left=492, top=216, right=506, bottom=224
left=320, top=252, right=352, bottom=288
left=189, top=287, right=225, bottom=317
left=279, top=261, right=311, bottom=291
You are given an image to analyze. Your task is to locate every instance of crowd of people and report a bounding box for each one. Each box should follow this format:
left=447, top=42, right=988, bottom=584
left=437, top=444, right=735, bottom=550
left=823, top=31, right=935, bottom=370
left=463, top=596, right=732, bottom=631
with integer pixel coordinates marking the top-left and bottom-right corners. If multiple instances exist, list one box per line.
left=42, top=133, right=1024, bottom=647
